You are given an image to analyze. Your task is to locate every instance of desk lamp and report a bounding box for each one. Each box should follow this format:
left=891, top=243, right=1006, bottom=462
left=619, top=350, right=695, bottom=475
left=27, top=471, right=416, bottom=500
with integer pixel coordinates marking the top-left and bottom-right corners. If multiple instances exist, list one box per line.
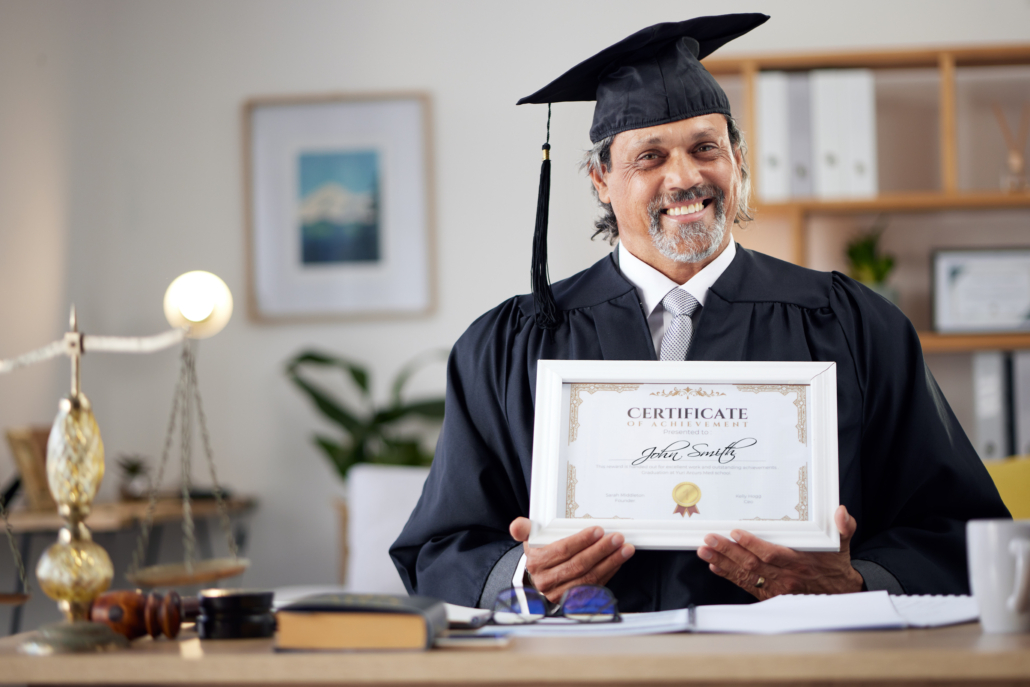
left=0, top=271, right=234, bottom=653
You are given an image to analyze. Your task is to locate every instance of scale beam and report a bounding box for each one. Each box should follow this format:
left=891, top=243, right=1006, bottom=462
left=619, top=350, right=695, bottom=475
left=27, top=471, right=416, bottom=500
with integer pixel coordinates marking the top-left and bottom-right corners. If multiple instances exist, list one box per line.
left=0, top=328, right=186, bottom=375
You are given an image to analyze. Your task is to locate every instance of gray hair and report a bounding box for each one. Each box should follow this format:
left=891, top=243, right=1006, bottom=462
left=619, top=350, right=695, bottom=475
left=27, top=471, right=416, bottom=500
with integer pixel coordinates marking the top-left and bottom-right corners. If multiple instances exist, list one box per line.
left=582, top=115, right=754, bottom=245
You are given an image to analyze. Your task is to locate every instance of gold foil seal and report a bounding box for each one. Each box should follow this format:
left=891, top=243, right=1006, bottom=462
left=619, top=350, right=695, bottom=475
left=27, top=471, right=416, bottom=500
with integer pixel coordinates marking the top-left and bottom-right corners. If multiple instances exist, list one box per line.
left=672, top=482, right=701, bottom=517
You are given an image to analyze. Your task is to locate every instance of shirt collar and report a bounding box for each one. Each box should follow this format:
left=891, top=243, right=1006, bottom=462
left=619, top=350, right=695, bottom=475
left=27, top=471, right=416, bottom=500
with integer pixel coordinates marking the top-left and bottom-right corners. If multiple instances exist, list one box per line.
left=618, top=236, right=737, bottom=317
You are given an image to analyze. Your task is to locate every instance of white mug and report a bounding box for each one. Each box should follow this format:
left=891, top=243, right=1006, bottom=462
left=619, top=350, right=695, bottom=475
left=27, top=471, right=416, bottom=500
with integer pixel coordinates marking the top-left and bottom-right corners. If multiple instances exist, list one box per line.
left=968, top=519, right=1030, bottom=633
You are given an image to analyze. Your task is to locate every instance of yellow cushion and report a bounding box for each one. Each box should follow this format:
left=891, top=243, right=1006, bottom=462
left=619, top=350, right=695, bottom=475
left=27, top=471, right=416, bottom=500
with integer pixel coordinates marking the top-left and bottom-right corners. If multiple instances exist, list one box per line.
left=983, top=457, right=1030, bottom=519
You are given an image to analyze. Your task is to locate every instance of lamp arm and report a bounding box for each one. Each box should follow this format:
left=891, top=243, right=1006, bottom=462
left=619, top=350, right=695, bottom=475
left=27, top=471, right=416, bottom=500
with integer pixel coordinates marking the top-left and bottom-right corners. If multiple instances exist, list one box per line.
left=0, top=340, right=67, bottom=375
left=0, top=328, right=187, bottom=376
left=83, top=328, right=186, bottom=354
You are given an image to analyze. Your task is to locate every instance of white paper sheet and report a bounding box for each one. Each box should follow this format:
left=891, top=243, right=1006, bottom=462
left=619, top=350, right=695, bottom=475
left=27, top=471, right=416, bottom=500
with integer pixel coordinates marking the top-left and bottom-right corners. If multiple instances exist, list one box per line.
left=456, top=591, right=979, bottom=637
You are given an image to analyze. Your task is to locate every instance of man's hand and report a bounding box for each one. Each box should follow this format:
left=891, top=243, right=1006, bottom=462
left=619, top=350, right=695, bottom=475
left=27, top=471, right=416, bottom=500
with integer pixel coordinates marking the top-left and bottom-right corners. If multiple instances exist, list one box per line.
left=509, top=517, right=635, bottom=603
left=696, top=505, right=864, bottom=600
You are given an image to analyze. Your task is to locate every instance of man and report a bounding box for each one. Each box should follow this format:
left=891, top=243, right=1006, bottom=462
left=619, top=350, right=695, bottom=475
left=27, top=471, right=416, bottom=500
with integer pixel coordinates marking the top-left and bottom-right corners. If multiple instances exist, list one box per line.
left=390, top=14, right=1008, bottom=611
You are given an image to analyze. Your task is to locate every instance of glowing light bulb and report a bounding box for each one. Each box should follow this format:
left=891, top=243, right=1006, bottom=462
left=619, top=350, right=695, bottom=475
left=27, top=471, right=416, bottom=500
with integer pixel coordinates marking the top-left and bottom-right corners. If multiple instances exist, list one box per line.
left=164, top=271, right=233, bottom=339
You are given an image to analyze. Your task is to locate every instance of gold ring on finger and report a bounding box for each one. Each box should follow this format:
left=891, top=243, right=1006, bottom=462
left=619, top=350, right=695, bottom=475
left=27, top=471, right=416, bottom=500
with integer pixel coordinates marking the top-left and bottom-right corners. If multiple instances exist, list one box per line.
left=755, top=576, right=766, bottom=589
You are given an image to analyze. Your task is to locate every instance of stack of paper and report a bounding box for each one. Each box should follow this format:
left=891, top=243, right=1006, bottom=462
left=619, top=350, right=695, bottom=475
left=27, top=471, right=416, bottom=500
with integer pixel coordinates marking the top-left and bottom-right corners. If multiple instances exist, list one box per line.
left=459, top=591, right=978, bottom=638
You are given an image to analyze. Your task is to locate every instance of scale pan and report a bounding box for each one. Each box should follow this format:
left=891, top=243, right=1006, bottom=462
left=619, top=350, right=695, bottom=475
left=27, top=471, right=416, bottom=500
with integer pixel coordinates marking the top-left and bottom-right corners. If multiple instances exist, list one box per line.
left=0, top=593, right=29, bottom=605
left=126, top=558, right=250, bottom=588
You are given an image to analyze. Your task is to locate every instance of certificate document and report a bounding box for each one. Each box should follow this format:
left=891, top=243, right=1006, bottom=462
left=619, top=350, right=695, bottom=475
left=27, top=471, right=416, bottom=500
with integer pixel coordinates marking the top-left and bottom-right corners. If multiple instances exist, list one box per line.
left=529, top=361, right=840, bottom=551
left=559, top=382, right=809, bottom=522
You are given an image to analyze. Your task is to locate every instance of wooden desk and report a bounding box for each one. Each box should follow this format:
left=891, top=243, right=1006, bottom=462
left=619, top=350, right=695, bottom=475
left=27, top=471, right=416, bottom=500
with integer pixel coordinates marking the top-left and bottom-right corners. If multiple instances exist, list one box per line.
left=1, top=622, right=1029, bottom=686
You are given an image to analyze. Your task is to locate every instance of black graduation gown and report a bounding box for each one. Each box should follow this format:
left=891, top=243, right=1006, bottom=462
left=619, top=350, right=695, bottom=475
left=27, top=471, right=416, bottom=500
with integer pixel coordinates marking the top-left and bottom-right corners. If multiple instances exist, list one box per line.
left=390, top=246, right=1009, bottom=611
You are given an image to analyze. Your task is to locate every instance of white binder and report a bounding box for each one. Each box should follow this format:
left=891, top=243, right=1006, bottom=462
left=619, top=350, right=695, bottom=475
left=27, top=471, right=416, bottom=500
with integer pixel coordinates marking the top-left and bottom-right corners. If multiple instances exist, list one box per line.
left=810, top=70, right=847, bottom=198
left=973, top=351, right=1011, bottom=460
left=787, top=72, right=814, bottom=198
left=841, top=69, right=878, bottom=197
left=757, top=71, right=790, bottom=202
left=1013, top=350, right=1030, bottom=457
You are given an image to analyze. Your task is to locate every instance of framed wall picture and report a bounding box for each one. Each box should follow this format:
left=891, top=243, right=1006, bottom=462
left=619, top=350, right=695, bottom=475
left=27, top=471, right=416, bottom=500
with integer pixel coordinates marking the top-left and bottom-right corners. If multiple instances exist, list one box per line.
left=933, top=248, right=1030, bottom=334
left=243, top=93, right=435, bottom=321
left=528, top=360, right=840, bottom=551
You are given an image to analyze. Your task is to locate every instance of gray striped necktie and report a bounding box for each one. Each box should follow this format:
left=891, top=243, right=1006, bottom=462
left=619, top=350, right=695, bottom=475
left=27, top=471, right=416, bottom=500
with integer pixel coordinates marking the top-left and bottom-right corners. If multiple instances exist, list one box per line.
left=659, top=288, right=700, bottom=361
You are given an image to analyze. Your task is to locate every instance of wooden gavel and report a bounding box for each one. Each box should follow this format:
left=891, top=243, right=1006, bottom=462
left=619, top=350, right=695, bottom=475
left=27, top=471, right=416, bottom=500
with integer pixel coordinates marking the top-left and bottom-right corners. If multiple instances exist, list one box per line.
left=89, top=590, right=200, bottom=640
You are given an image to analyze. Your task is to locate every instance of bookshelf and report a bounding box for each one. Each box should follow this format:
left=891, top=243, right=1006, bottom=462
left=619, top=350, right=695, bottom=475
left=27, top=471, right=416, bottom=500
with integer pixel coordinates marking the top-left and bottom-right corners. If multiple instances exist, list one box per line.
left=703, top=45, right=1030, bottom=353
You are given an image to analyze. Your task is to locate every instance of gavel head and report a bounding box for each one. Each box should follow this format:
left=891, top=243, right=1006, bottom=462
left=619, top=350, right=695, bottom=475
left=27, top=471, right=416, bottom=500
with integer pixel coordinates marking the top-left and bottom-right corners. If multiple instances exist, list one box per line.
left=89, top=590, right=183, bottom=640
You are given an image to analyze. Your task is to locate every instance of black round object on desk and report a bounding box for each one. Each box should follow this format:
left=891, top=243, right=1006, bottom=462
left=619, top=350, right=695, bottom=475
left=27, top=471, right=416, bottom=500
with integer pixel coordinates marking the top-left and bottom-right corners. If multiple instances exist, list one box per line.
left=197, top=589, right=276, bottom=640
left=197, top=612, right=276, bottom=639
left=199, top=589, right=274, bottom=615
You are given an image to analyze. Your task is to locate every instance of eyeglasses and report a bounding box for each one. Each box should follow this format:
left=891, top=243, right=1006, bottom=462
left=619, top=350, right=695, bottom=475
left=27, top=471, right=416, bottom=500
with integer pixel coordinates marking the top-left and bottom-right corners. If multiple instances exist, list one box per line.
left=488, top=585, right=620, bottom=625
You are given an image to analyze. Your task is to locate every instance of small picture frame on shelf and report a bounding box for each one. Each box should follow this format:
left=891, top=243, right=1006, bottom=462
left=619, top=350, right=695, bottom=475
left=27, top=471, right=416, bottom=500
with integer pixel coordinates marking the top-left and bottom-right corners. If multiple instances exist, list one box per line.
left=933, top=248, right=1030, bottom=334
left=243, top=92, right=435, bottom=321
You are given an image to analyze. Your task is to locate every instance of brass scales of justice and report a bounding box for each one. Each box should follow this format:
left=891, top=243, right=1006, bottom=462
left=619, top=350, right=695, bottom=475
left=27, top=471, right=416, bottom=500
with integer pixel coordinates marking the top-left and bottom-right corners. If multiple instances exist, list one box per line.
left=0, top=271, right=247, bottom=653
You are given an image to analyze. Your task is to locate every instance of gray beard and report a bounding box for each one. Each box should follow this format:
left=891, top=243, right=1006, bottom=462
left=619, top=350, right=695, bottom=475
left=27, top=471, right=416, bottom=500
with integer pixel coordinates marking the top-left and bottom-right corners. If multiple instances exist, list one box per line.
left=647, top=186, right=727, bottom=264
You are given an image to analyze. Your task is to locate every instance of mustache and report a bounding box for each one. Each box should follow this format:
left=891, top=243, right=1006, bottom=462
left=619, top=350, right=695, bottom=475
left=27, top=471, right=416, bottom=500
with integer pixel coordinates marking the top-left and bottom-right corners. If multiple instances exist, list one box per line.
left=647, top=185, right=726, bottom=218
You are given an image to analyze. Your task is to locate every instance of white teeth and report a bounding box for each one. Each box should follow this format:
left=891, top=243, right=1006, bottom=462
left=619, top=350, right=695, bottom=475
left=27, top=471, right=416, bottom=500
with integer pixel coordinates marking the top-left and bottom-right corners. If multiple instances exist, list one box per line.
left=667, top=202, right=704, bottom=216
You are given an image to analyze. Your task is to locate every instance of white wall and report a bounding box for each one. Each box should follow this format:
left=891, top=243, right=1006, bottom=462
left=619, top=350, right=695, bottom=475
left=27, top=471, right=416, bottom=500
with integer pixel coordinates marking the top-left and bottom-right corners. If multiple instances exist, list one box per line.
left=1, top=0, right=1028, bottom=629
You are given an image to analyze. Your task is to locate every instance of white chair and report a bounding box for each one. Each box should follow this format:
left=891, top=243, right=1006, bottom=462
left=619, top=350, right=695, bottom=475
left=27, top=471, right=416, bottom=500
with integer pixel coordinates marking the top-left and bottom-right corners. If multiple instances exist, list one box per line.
left=341, top=463, right=430, bottom=594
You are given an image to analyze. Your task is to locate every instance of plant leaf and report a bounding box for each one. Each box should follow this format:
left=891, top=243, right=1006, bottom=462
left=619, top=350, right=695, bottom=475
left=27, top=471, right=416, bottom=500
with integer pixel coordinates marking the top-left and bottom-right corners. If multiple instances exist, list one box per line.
left=289, top=372, right=366, bottom=434
left=287, top=350, right=371, bottom=398
left=390, top=349, right=448, bottom=406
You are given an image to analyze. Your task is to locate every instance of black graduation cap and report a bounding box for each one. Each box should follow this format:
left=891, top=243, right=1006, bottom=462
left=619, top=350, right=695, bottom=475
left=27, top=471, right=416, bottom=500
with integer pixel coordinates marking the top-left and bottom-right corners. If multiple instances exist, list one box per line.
left=518, top=14, right=769, bottom=329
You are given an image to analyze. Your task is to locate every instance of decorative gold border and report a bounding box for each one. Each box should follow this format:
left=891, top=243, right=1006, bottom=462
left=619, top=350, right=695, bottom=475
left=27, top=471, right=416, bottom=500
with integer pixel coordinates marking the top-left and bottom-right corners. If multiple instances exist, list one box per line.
left=565, top=463, right=579, bottom=518
left=568, top=383, right=640, bottom=444
left=743, top=465, right=809, bottom=521
left=735, top=384, right=807, bottom=445
left=649, top=386, right=726, bottom=398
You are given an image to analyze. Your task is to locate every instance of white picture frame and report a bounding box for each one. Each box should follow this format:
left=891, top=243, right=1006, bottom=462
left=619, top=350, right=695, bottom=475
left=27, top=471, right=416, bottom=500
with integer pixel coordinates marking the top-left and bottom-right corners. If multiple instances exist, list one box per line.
left=243, top=92, right=435, bottom=321
left=933, top=248, right=1030, bottom=334
left=528, top=360, right=840, bottom=551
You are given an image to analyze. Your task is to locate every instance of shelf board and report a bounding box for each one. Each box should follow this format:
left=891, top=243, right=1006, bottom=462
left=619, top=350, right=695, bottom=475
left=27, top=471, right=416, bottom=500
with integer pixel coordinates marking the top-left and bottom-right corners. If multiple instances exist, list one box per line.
left=919, top=331, right=1030, bottom=354
left=704, top=44, right=1030, bottom=74
left=757, top=191, right=1030, bottom=216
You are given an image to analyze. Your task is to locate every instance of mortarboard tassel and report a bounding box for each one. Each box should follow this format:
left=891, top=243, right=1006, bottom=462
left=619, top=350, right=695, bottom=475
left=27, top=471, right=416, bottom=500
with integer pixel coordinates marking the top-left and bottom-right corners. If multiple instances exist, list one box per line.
left=532, top=105, right=558, bottom=330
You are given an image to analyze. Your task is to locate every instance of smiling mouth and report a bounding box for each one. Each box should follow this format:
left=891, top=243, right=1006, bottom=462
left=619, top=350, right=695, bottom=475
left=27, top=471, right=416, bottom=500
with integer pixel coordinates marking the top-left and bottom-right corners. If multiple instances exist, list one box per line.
left=661, top=198, right=712, bottom=216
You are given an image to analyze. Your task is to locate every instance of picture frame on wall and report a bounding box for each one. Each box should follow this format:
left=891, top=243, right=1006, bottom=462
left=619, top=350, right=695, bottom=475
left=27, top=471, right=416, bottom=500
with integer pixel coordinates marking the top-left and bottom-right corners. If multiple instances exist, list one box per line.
left=528, top=360, right=841, bottom=551
left=932, top=248, right=1030, bottom=334
left=243, top=93, right=435, bottom=321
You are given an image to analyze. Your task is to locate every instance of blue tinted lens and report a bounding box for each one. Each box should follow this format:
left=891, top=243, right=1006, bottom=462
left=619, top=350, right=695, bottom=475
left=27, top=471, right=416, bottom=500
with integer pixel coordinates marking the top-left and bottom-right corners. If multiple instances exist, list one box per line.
left=562, top=586, right=617, bottom=619
left=493, top=588, right=547, bottom=616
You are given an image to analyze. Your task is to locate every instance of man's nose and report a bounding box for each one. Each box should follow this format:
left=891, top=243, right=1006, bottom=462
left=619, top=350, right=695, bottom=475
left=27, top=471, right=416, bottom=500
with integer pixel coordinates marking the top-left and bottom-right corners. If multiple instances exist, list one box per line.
left=664, top=151, right=704, bottom=191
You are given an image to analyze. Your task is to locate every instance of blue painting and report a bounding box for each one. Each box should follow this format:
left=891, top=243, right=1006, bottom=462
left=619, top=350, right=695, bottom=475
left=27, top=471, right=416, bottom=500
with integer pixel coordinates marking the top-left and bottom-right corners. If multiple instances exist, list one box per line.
left=298, top=150, right=380, bottom=264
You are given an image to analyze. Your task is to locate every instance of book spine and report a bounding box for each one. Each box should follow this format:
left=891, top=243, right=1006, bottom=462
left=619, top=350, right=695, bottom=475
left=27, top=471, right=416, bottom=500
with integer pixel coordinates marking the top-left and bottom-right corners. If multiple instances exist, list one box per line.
left=842, top=69, right=878, bottom=198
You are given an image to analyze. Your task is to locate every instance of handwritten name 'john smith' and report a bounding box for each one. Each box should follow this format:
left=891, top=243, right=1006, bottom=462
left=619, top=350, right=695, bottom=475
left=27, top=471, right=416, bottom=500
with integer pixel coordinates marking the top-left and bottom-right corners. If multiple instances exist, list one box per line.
left=632, top=439, right=758, bottom=466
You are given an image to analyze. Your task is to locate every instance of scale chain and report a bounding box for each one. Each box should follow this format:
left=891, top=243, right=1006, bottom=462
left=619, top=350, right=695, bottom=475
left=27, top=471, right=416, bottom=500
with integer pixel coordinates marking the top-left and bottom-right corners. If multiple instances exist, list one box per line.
left=0, top=495, right=28, bottom=593
left=180, top=340, right=196, bottom=574
left=190, top=352, right=238, bottom=559
left=130, top=341, right=188, bottom=575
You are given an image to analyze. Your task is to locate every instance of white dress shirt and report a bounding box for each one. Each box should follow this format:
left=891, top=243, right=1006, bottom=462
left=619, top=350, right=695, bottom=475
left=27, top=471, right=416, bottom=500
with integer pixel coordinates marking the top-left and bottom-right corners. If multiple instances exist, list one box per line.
left=618, top=237, right=737, bottom=357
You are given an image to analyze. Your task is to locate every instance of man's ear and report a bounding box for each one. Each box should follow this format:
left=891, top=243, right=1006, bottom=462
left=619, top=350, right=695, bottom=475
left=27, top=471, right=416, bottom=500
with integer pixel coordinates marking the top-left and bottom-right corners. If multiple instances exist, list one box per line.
left=589, top=164, right=611, bottom=204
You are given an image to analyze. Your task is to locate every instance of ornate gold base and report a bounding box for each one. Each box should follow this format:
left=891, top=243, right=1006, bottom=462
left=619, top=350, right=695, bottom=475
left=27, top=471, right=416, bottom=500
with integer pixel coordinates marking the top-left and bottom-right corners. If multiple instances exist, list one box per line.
left=18, top=621, right=130, bottom=655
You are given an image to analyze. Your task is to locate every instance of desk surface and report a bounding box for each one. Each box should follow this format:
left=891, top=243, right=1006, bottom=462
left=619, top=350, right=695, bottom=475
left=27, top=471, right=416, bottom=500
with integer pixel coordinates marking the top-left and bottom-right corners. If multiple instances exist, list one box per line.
left=2, top=622, right=1029, bottom=686
left=6, top=497, right=256, bottom=533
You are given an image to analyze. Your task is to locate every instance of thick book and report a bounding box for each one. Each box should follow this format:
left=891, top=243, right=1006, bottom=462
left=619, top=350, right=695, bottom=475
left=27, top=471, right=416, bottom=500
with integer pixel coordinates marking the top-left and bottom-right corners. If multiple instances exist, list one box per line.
left=276, top=593, right=447, bottom=651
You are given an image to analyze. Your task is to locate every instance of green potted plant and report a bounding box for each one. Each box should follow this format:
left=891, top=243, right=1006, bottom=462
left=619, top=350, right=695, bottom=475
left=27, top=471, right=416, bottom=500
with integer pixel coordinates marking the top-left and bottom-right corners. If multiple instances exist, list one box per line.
left=846, top=218, right=898, bottom=305
left=285, top=350, right=447, bottom=478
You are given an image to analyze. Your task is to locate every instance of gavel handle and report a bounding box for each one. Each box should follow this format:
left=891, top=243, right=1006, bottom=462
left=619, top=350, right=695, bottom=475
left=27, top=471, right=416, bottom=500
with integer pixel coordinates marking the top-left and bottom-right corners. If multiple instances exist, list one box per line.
left=90, top=590, right=194, bottom=640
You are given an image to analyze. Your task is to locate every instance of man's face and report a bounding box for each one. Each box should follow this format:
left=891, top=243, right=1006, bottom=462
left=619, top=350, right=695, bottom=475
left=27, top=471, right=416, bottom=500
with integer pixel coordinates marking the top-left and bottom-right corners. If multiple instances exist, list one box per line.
left=590, top=113, right=741, bottom=267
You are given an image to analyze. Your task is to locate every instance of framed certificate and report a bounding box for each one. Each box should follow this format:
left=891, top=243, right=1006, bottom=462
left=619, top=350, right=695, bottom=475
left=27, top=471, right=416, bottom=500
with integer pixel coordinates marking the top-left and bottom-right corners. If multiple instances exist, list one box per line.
left=932, top=248, right=1030, bottom=334
left=528, top=360, right=840, bottom=551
